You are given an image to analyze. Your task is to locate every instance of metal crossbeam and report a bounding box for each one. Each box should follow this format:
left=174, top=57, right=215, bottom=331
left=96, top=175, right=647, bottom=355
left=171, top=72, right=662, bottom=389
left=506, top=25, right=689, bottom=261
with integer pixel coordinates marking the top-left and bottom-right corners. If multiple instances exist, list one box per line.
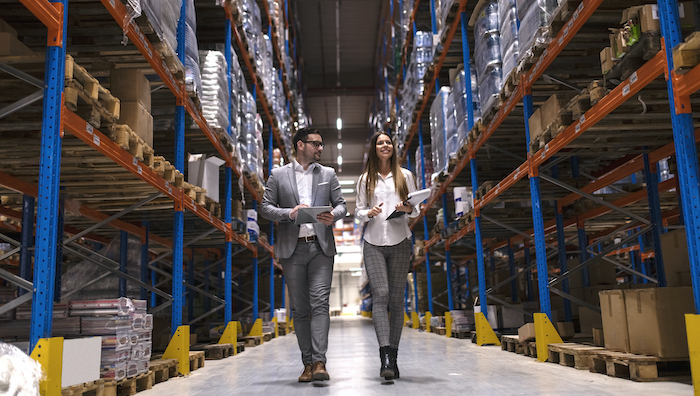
left=0, top=62, right=44, bottom=87
left=540, top=174, right=651, bottom=225
left=0, top=268, right=32, bottom=291
left=65, top=193, right=162, bottom=245
left=62, top=271, right=112, bottom=300
left=187, top=304, right=225, bottom=325
left=486, top=294, right=534, bottom=318
left=0, top=293, right=32, bottom=316
left=482, top=214, right=559, bottom=252
left=0, top=90, right=43, bottom=119
left=151, top=301, right=173, bottom=315
left=148, top=263, right=224, bottom=304
left=148, top=227, right=218, bottom=266
left=549, top=287, right=601, bottom=313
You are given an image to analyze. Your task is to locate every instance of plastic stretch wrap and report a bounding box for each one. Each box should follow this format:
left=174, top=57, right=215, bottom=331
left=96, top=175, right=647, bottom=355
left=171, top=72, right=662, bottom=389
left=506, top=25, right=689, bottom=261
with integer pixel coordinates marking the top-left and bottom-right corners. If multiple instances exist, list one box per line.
left=101, top=362, right=126, bottom=381
left=502, top=41, right=520, bottom=81
left=101, top=348, right=130, bottom=365
left=136, top=359, right=149, bottom=375
left=70, top=298, right=134, bottom=316
left=474, top=0, right=500, bottom=38
left=101, top=332, right=131, bottom=350
left=132, top=300, right=147, bottom=313
left=200, top=51, right=230, bottom=131
left=126, top=361, right=139, bottom=378
left=479, top=65, right=504, bottom=117
left=474, top=32, right=501, bottom=81
left=184, top=24, right=201, bottom=100
left=517, top=1, right=552, bottom=57
left=140, top=0, right=180, bottom=54
left=499, top=6, right=519, bottom=51
left=470, top=63, right=482, bottom=122
left=0, top=342, right=42, bottom=396
left=81, top=316, right=132, bottom=335
left=452, top=69, right=469, bottom=129
left=497, top=0, right=516, bottom=24
left=415, top=146, right=434, bottom=189
left=516, top=0, right=558, bottom=21
left=429, top=87, right=455, bottom=173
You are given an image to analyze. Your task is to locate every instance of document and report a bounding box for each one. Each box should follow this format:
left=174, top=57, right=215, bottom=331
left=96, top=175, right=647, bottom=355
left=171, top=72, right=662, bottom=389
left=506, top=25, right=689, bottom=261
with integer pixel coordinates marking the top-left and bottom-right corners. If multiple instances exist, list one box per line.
left=294, top=206, right=333, bottom=224
left=385, top=188, right=432, bottom=220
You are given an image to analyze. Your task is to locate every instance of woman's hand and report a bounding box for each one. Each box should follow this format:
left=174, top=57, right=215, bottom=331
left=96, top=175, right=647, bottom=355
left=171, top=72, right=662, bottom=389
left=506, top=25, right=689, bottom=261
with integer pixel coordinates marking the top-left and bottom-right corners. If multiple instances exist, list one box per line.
left=368, top=202, right=383, bottom=218
left=395, top=201, right=412, bottom=213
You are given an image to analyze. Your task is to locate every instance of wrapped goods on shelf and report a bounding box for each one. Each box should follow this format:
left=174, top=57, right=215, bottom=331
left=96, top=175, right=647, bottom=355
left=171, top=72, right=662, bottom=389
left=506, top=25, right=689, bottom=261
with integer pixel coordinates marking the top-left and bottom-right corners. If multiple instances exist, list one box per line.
left=430, top=87, right=456, bottom=173
left=415, top=145, right=433, bottom=189
left=199, top=51, right=230, bottom=132
left=140, top=0, right=181, bottom=56
left=184, top=23, right=202, bottom=100
left=497, top=0, right=516, bottom=25
left=101, top=363, right=127, bottom=382
left=478, top=65, right=503, bottom=118
left=70, top=297, right=134, bottom=316
left=474, top=0, right=500, bottom=39
left=81, top=316, right=132, bottom=335
left=445, top=91, right=459, bottom=160
left=452, top=68, right=469, bottom=129
left=474, top=32, right=501, bottom=79
left=0, top=343, right=42, bottom=395
left=499, top=4, right=520, bottom=79
left=470, top=63, right=482, bottom=122
left=516, top=0, right=554, bottom=61
left=453, top=186, right=474, bottom=217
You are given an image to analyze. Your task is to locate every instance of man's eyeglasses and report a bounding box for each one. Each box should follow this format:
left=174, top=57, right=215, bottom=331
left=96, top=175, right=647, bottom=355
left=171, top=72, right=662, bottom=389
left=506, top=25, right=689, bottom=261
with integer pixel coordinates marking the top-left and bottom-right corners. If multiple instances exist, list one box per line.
left=302, top=140, right=325, bottom=148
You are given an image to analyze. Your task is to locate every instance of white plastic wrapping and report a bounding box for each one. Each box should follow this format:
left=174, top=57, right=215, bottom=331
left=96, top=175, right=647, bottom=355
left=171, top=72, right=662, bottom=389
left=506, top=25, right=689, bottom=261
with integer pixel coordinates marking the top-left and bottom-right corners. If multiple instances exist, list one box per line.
left=200, top=51, right=231, bottom=132
left=479, top=65, right=504, bottom=117
left=474, top=0, right=500, bottom=38
left=0, top=342, right=42, bottom=396
left=140, top=0, right=181, bottom=54
left=430, top=87, right=455, bottom=173
left=474, top=32, right=501, bottom=81
left=517, top=0, right=553, bottom=59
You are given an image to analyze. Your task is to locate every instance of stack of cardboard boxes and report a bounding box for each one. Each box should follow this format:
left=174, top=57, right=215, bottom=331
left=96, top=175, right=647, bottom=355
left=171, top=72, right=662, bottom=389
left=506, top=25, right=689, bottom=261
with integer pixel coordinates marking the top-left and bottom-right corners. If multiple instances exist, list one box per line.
left=0, top=18, right=34, bottom=57
left=109, top=69, right=153, bottom=148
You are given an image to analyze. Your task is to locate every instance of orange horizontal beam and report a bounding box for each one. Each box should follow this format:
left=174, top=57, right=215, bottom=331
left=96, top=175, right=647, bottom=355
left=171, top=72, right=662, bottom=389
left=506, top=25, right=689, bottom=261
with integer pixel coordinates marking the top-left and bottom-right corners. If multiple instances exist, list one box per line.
left=19, top=0, right=61, bottom=34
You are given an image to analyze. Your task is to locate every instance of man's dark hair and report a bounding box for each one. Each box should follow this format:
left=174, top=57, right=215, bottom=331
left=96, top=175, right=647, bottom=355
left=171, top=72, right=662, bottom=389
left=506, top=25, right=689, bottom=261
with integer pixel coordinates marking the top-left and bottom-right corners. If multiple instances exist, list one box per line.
left=292, top=127, right=322, bottom=155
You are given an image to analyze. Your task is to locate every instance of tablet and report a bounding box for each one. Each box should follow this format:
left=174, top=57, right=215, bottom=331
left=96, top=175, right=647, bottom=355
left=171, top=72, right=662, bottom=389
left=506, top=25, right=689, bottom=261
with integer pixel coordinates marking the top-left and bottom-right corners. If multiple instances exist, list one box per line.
left=294, top=206, right=333, bottom=224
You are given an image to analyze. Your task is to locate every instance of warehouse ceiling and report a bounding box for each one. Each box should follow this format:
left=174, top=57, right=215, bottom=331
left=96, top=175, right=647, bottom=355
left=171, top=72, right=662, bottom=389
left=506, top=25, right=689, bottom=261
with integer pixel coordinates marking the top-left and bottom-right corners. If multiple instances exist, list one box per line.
left=294, top=0, right=386, bottom=212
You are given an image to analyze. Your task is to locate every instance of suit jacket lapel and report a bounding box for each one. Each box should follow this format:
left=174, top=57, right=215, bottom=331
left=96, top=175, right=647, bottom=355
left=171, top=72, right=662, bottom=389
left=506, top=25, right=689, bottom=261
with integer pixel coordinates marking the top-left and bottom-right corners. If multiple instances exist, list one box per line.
left=288, top=164, right=300, bottom=205
left=311, top=164, right=320, bottom=206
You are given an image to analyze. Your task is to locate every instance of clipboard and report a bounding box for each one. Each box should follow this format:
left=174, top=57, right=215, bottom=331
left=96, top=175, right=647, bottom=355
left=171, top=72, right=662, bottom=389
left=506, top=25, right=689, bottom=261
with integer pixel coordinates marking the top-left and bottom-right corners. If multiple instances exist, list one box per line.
left=294, top=206, right=333, bottom=224
left=385, top=189, right=431, bottom=220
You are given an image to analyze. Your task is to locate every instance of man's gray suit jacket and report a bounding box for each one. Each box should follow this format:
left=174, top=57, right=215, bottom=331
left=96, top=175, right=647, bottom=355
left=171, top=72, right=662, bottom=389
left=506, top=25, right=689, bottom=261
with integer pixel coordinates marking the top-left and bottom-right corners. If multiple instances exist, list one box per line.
left=260, top=162, right=347, bottom=259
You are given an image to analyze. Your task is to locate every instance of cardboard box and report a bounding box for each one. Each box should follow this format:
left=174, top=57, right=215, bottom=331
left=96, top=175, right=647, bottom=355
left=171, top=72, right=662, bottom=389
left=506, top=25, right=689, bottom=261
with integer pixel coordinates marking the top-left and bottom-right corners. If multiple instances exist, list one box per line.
left=518, top=323, right=536, bottom=343
left=110, top=68, right=152, bottom=112
left=599, top=289, right=630, bottom=352
left=540, top=94, right=571, bottom=130
left=600, top=46, right=615, bottom=74
left=578, top=306, right=603, bottom=334
left=0, top=18, right=17, bottom=36
left=639, top=4, right=660, bottom=33
left=624, top=287, right=695, bottom=358
left=0, top=32, right=34, bottom=56
left=188, top=154, right=225, bottom=203
left=232, top=200, right=243, bottom=220
left=118, top=101, right=153, bottom=147
left=592, top=328, right=605, bottom=347
left=557, top=322, right=575, bottom=340
left=528, top=107, right=543, bottom=140
left=660, top=228, right=692, bottom=287
left=190, top=333, right=198, bottom=346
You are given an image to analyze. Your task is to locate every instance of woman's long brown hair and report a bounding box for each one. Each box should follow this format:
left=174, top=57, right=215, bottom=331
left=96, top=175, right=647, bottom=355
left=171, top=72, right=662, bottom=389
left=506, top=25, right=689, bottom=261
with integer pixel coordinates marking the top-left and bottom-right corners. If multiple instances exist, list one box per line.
left=362, top=132, right=409, bottom=202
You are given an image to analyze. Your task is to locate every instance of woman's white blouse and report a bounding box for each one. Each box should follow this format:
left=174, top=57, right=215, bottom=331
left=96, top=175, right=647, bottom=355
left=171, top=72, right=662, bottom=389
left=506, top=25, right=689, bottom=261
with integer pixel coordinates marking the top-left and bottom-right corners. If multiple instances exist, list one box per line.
left=355, top=168, right=420, bottom=246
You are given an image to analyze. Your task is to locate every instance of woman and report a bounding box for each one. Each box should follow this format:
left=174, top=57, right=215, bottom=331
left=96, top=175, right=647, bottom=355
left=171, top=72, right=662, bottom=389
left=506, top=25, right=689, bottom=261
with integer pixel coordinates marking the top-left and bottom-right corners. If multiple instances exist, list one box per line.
left=355, top=131, right=420, bottom=380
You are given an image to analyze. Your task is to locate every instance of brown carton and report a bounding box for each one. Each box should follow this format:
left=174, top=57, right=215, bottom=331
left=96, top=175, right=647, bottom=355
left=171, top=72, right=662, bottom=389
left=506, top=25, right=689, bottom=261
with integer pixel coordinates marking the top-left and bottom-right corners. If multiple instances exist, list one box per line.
left=592, top=328, right=605, bottom=347
left=528, top=107, right=543, bottom=140
left=556, top=322, right=575, bottom=340
left=578, top=306, right=603, bottom=334
left=0, top=18, right=17, bottom=36
left=599, top=289, right=630, bottom=352
left=518, top=322, right=535, bottom=343
left=624, top=287, right=695, bottom=358
left=0, top=32, right=34, bottom=56
left=660, top=228, right=692, bottom=287
left=118, top=102, right=153, bottom=147
left=540, top=93, right=571, bottom=131
left=638, top=4, right=660, bottom=33
left=600, top=47, right=615, bottom=75
left=110, top=68, right=152, bottom=112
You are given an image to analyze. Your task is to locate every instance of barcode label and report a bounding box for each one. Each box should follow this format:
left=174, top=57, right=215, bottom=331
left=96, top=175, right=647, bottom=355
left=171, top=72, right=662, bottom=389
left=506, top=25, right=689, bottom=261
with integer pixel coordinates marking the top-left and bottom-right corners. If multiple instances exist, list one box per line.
left=579, top=115, right=586, bottom=124
left=132, top=157, right=138, bottom=166
left=575, top=124, right=581, bottom=133
left=93, top=134, right=100, bottom=146
left=86, top=124, right=93, bottom=134
left=137, top=165, right=142, bottom=175
left=630, top=72, right=638, bottom=84
left=622, top=84, right=630, bottom=96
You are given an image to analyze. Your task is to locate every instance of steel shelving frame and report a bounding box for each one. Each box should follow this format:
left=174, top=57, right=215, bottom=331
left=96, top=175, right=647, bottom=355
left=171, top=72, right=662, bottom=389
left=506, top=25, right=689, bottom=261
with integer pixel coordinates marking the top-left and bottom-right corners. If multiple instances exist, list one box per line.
left=382, top=0, right=700, bottom=383
left=0, top=0, right=303, bottom=370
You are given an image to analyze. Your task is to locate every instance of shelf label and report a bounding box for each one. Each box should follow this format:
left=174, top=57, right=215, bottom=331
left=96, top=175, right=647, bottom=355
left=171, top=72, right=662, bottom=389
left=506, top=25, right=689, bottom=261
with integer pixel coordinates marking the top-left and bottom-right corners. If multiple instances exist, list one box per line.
left=109, top=0, right=114, bottom=7
left=622, top=84, right=630, bottom=96
left=541, top=151, right=546, bottom=159
left=575, top=123, right=581, bottom=133
left=137, top=165, right=142, bottom=175
left=93, top=134, right=100, bottom=146
left=579, top=114, right=586, bottom=124
left=544, top=143, right=550, bottom=152
left=577, top=2, right=584, bottom=13
left=86, top=124, right=93, bottom=135
left=630, top=72, right=638, bottom=85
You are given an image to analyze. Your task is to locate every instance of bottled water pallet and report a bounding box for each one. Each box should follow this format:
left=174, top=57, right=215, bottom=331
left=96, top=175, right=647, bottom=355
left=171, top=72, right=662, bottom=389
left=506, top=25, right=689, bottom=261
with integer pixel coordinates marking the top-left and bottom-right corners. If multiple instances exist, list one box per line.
left=588, top=350, right=691, bottom=382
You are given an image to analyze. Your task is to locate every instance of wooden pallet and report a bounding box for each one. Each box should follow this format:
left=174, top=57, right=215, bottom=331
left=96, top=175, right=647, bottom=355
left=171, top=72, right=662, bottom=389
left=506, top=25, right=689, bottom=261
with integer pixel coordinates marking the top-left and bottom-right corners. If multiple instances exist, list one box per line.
left=183, top=182, right=207, bottom=203
left=481, top=95, right=504, bottom=126
left=189, top=351, right=206, bottom=371
left=243, top=335, right=261, bottom=347
left=587, top=80, right=607, bottom=107
left=547, top=343, right=605, bottom=370
left=607, top=33, right=661, bottom=82
left=191, top=343, right=235, bottom=360
left=502, top=67, right=523, bottom=99
left=673, top=31, right=700, bottom=74
left=64, top=55, right=120, bottom=131
left=105, top=124, right=153, bottom=164
left=153, top=156, right=184, bottom=187
left=103, top=371, right=153, bottom=396
left=474, top=180, right=496, bottom=201
left=501, top=335, right=527, bottom=354
left=433, top=326, right=447, bottom=336
left=237, top=341, right=245, bottom=354
left=149, top=358, right=178, bottom=384
left=263, top=332, right=273, bottom=342
left=62, top=379, right=106, bottom=396
left=451, top=329, right=471, bottom=339
left=589, top=350, right=691, bottom=382
left=549, top=0, right=581, bottom=35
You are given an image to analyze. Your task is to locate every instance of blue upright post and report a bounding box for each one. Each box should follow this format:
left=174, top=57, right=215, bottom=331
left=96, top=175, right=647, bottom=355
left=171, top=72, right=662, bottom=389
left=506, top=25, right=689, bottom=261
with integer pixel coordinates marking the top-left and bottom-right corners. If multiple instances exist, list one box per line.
left=418, top=126, right=434, bottom=314
left=54, top=192, right=65, bottom=302
left=30, top=0, right=68, bottom=349
left=253, top=200, right=259, bottom=320
left=224, top=16, right=233, bottom=321
left=119, top=231, right=128, bottom=297
left=643, top=153, right=666, bottom=286
left=151, top=261, right=157, bottom=308
left=524, top=242, right=534, bottom=302
left=578, top=225, right=590, bottom=287
left=19, top=195, right=34, bottom=297
left=507, top=239, right=517, bottom=302
left=637, top=229, right=650, bottom=283
left=524, top=90, right=552, bottom=319
left=188, top=249, right=195, bottom=322
left=442, top=193, right=454, bottom=311
left=429, top=0, right=438, bottom=35
left=141, top=222, right=149, bottom=301
left=281, top=275, right=286, bottom=309
left=629, top=232, right=639, bottom=283
left=170, top=0, right=188, bottom=334
left=555, top=208, right=572, bottom=322
left=658, top=0, right=700, bottom=311
left=404, top=283, right=409, bottom=314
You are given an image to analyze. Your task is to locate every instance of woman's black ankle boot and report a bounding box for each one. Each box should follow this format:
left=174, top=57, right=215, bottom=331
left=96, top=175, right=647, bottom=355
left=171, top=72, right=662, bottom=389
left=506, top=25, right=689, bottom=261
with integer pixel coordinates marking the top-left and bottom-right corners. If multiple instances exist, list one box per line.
left=389, top=347, right=399, bottom=378
left=379, top=346, right=395, bottom=379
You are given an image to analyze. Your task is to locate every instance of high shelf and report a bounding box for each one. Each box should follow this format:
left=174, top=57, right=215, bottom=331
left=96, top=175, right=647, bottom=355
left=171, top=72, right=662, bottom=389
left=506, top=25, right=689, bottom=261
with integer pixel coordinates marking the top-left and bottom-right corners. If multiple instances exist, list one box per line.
left=376, top=0, right=700, bottom=381
left=0, top=0, right=304, bottom=358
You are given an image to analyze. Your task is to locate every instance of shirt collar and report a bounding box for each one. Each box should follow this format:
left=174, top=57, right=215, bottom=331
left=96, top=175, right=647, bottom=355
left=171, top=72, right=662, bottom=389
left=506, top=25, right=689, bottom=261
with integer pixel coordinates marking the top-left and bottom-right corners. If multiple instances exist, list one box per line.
left=293, top=159, right=315, bottom=173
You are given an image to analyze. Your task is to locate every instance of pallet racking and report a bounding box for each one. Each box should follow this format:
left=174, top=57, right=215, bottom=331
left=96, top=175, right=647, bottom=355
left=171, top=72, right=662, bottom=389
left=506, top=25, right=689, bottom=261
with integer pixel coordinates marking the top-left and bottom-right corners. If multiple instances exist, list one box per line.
left=376, top=0, right=700, bottom=387
left=0, top=0, right=303, bottom=383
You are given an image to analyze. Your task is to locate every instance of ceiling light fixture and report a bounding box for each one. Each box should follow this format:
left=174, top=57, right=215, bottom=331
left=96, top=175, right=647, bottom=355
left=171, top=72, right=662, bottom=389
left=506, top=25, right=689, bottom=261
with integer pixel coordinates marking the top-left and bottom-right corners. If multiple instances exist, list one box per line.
left=336, top=117, right=343, bottom=131
left=337, top=142, right=342, bottom=149
left=338, top=180, right=354, bottom=185
left=337, top=155, right=343, bottom=165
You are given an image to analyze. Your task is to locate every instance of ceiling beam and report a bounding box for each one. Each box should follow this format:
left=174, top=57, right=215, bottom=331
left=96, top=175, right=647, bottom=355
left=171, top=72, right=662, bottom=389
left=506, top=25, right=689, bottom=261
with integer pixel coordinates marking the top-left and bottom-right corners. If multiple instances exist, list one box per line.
left=306, top=86, right=375, bottom=97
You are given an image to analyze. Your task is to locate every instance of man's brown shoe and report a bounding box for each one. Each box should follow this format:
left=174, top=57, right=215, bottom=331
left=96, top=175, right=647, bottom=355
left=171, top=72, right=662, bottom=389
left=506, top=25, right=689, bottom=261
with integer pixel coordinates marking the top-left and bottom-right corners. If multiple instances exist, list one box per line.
left=298, top=365, right=313, bottom=382
left=312, top=361, right=330, bottom=381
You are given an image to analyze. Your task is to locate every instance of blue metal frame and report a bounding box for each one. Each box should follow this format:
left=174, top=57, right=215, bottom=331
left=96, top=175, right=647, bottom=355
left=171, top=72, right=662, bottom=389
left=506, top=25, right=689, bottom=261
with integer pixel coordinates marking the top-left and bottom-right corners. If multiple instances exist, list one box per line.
left=30, top=0, right=66, bottom=346
left=19, top=195, right=34, bottom=297
left=429, top=0, right=438, bottom=35
left=54, top=191, right=65, bottom=302
left=643, top=153, right=666, bottom=287
left=119, top=231, right=127, bottom=297
left=224, top=18, right=234, bottom=324
left=524, top=92, right=552, bottom=318
left=524, top=242, right=534, bottom=302
left=418, top=126, right=434, bottom=313
left=141, top=221, right=149, bottom=301
left=657, top=0, right=700, bottom=312
left=204, top=257, right=211, bottom=314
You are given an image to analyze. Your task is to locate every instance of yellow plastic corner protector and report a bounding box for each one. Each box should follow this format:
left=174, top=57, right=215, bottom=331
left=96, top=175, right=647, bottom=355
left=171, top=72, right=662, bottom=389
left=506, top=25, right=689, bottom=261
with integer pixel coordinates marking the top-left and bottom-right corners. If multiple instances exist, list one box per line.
left=425, top=311, right=432, bottom=333
left=31, top=337, right=64, bottom=396
left=534, top=313, right=563, bottom=362
left=445, top=311, right=452, bottom=338
left=249, top=318, right=264, bottom=344
left=272, top=317, right=279, bottom=338
left=411, top=311, right=420, bottom=329
left=163, top=325, right=190, bottom=375
left=218, top=321, right=239, bottom=355
left=685, top=314, right=700, bottom=396
left=475, top=312, right=500, bottom=346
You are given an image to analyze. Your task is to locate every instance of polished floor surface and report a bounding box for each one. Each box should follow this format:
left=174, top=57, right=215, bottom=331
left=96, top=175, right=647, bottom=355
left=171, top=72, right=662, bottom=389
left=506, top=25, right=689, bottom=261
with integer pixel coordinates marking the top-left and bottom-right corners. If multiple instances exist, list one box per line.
left=140, top=316, right=693, bottom=395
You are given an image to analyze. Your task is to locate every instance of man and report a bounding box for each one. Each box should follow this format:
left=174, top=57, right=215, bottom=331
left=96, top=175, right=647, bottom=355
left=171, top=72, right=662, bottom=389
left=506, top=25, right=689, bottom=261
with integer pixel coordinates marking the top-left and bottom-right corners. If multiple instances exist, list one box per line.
left=261, top=127, right=347, bottom=382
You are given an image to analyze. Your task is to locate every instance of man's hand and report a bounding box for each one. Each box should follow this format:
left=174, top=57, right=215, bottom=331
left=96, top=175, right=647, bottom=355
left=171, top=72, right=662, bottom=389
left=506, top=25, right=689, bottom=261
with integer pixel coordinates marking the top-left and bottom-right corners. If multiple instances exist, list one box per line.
left=367, top=202, right=384, bottom=218
left=395, top=201, right=412, bottom=213
left=316, top=212, right=334, bottom=226
left=289, top=204, right=309, bottom=220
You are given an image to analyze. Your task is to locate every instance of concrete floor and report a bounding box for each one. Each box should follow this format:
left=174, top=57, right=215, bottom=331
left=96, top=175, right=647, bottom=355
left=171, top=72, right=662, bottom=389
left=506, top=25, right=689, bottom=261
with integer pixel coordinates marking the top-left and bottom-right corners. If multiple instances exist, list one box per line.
left=140, top=316, right=694, bottom=395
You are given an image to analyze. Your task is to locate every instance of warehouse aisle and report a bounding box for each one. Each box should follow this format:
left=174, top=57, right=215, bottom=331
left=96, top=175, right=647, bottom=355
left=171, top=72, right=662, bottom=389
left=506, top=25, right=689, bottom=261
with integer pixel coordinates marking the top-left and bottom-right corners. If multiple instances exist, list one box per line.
left=140, top=316, right=692, bottom=395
